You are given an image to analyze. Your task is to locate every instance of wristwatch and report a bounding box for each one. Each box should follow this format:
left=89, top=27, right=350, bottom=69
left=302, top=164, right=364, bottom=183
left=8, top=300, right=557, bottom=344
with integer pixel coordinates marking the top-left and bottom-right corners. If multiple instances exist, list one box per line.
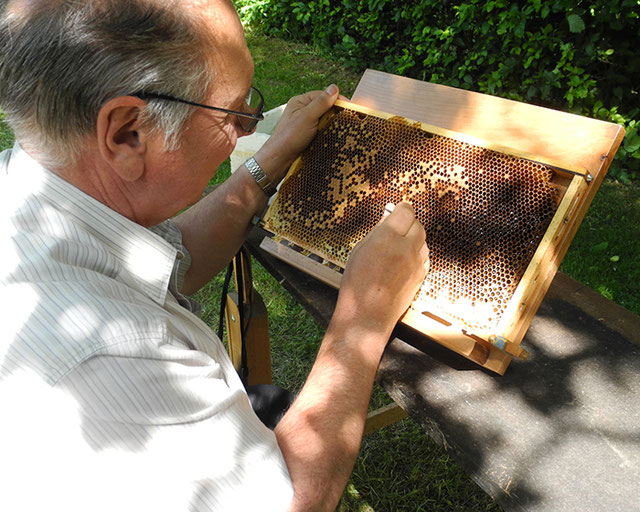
left=246, top=156, right=278, bottom=197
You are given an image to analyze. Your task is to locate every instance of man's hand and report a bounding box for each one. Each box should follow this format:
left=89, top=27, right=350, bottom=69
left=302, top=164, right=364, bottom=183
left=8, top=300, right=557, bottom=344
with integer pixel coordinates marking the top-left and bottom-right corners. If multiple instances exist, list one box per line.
left=254, top=85, right=341, bottom=184
left=335, top=202, right=429, bottom=337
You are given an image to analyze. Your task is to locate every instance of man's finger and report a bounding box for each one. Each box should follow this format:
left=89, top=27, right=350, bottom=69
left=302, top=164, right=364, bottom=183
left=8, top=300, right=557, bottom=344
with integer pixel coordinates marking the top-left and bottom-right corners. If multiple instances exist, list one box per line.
left=419, top=243, right=430, bottom=273
left=406, top=218, right=427, bottom=249
left=380, top=202, right=417, bottom=237
left=375, top=202, right=395, bottom=226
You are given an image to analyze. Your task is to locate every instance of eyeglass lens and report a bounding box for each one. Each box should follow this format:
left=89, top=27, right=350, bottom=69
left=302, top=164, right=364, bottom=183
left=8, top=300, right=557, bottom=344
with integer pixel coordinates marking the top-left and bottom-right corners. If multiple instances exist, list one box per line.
left=240, top=87, right=264, bottom=132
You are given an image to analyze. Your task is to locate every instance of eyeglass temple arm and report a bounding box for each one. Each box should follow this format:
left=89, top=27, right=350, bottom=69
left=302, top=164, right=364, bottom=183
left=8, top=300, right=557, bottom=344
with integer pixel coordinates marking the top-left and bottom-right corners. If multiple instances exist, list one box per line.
left=133, top=92, right=265, bottom=121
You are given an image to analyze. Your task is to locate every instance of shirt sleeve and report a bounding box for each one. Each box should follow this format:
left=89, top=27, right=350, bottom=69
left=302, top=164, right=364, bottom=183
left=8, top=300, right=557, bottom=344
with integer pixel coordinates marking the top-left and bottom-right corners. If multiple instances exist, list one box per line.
left=149, top=219, right=202, bottom=314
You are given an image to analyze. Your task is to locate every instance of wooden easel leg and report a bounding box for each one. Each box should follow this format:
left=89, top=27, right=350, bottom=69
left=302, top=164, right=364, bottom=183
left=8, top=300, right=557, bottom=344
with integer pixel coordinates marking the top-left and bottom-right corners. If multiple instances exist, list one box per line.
left=225, top=250, right=273, bottom=386
left=364, top=403, right=408, bottom=435
left=225, top=292, right=243, bottom=371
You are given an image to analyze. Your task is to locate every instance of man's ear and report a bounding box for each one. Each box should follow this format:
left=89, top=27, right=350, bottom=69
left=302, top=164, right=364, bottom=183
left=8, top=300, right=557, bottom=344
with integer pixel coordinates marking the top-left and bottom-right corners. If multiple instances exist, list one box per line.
left=96, top=96, right=150, bottom=182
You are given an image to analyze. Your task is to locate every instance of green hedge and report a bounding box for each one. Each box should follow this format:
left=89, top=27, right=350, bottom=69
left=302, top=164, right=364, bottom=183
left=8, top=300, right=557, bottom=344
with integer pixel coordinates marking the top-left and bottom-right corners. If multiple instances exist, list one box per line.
left=236, top=0, right=640, bottom=182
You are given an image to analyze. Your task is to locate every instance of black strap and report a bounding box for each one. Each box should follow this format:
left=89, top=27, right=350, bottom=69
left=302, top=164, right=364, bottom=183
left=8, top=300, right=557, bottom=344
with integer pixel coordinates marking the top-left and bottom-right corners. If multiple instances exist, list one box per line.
left=217, top=261, right=234, bottom=340
left=235, top=252, right=249, bottom=385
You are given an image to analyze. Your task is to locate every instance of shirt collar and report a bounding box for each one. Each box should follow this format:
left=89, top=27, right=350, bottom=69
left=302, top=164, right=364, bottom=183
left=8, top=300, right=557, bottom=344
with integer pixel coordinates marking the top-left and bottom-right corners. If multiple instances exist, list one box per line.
left=4, top=143, right=178, bottom=305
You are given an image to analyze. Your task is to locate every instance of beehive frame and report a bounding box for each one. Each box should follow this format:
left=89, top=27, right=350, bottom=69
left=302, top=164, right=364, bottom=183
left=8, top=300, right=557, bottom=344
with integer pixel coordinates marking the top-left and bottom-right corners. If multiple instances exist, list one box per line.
left=260, top=81, right=623, bottom=374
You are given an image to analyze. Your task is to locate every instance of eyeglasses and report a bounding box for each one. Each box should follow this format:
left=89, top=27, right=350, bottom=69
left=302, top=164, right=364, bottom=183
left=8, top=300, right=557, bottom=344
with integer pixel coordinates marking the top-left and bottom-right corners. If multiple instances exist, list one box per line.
left=133, top=85, right=265, bottom=133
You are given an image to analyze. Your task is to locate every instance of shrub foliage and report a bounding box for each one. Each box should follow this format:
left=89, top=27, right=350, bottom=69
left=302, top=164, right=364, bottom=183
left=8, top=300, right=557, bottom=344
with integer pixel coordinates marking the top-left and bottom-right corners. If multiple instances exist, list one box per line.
left=236, top=0, right=640, bottom=181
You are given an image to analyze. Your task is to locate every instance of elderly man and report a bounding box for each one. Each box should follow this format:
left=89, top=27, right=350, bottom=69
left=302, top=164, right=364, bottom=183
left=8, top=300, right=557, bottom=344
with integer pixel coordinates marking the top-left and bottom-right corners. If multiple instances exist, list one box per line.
left=0, top=1, right=428, bottom=510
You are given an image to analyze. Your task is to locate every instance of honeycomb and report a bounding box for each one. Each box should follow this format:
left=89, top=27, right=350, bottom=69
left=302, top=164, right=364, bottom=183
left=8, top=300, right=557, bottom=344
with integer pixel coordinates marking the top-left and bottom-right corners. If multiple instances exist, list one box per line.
left=263, top=107, right=565, bottom=332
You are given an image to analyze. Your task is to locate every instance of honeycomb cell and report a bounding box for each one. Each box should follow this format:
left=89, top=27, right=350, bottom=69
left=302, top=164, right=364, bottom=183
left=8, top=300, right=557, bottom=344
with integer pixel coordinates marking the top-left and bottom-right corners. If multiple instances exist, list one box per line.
left=263, top=108, right=564, bottom=332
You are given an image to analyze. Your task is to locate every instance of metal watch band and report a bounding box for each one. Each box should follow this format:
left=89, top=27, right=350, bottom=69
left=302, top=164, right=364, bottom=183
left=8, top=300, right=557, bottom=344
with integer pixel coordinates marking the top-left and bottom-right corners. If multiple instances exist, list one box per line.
left=246, top=156, right=278, bottom=197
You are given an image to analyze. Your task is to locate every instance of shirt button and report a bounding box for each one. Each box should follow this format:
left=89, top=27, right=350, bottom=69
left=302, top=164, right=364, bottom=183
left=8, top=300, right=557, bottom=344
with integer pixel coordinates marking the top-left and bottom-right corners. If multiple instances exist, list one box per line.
left=176, top=250, right=185, bottom=260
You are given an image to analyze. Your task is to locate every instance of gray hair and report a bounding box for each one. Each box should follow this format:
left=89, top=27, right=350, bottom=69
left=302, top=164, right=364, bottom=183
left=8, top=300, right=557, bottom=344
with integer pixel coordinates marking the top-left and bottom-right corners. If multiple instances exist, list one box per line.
left=0, top=0, right=213, bottom=167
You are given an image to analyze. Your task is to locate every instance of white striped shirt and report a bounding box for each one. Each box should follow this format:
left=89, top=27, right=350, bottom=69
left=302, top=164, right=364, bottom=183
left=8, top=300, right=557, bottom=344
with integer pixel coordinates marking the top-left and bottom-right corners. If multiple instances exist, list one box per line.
left=0, top=144, right=293, bottom=511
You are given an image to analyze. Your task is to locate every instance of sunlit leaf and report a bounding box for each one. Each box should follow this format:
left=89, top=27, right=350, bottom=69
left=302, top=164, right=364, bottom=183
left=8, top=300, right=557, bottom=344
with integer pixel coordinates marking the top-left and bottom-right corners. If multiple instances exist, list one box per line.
left=567, top=14, right=585, bottom=33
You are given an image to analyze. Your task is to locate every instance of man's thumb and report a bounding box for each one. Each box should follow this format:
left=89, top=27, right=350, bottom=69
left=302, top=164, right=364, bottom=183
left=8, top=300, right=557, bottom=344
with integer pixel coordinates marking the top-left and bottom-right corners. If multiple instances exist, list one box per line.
left=324, top=84, right=339, bottom=96
left=305, top=84, right=340, bottom=119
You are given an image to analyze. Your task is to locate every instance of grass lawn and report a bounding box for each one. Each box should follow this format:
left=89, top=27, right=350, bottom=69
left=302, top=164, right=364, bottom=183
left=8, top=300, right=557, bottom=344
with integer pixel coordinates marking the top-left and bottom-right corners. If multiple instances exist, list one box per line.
left=1, top=31, right=638, bottom=512
left=561, top=180, right=640, bottom=313
left=0, top=112, right=13, bottom=149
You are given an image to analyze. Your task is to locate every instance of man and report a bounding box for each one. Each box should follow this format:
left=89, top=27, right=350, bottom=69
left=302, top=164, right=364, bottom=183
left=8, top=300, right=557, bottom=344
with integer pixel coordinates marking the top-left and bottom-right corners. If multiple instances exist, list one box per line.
left=0, top=1, right=428, bottom=510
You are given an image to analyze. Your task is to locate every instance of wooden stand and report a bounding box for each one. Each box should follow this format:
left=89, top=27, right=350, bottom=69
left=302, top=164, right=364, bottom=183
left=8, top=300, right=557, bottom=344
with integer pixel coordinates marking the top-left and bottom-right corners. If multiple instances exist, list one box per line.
left=260, top=71, right=625, bottom=374
left=225, top=248, right=272, bottom=386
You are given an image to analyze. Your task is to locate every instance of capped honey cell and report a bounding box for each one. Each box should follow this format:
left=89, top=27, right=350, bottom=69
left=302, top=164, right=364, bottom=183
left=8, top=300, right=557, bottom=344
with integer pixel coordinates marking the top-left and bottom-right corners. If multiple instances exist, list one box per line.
left=263, top=107, right=564, bottom=332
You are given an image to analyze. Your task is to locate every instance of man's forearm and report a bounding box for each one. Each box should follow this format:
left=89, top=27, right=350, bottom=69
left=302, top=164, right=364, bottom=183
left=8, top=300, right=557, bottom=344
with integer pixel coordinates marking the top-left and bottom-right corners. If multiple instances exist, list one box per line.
left=275, top=316, right=391, bottom=512
left=173, top=164, right=267, bottom=295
